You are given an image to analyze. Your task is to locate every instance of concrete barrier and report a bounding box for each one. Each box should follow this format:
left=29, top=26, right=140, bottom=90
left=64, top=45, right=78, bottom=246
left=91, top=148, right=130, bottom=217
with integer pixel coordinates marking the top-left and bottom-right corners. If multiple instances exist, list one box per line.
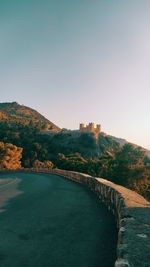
left=1, top=168, right=150, bottom=267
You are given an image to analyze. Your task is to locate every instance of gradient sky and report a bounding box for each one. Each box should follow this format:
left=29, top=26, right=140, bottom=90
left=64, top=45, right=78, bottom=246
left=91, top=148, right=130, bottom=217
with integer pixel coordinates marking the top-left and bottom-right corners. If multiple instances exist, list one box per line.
left=0, top=0, right=150, bottom=149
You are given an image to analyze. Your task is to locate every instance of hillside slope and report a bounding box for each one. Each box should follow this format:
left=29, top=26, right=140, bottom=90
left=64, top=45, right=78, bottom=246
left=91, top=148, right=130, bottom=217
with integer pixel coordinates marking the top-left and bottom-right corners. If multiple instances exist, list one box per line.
left=39, top=131, right=120, bottom=159
left=0, top=102, right=149, bottom=159
left=109, top=135, right=150, bottom=158
left=0, top=102, right=60, bottom=132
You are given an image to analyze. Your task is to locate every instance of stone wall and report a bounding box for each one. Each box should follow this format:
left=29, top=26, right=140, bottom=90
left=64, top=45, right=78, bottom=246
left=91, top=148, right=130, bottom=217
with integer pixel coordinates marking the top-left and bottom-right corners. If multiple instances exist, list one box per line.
left=45, top=169, right=150, bottom=267
left=1, top=168, right=150, bottom=267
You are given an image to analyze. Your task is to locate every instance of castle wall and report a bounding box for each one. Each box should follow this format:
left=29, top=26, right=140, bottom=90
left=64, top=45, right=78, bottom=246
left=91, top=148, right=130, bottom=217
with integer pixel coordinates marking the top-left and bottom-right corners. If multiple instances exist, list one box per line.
left=79, top=122, right=101, bottom=134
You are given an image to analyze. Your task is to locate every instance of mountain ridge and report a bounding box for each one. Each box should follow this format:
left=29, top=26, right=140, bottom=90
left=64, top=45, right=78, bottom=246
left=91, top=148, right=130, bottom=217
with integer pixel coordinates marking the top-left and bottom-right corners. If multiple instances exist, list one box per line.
left=0, top=102, right=60, bottom=132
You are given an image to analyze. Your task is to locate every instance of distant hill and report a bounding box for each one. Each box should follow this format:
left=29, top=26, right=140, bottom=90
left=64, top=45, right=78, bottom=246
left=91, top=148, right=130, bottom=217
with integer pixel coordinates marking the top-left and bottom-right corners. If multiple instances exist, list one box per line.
left=0, top=102, right=149, bottom=159
left=0, top=102, right=60, bottom=132
left=108, top=135, right=150, bottom=158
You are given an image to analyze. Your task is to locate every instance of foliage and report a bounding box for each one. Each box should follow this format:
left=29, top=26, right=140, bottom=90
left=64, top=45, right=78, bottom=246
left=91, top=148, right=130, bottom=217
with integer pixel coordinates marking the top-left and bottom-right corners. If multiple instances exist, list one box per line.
left=103, top=144, right=150, bottom=200
left=33, top=159, right=54, bottom=169
left=54, top=145, right=149, bottom=200
left=0, top=142, right=23, bottom=169
left=109, top=144, right=146, bottom=184
left=127, top=167, right=150, bottom=200
left=0, top=121, right=149, bottom=201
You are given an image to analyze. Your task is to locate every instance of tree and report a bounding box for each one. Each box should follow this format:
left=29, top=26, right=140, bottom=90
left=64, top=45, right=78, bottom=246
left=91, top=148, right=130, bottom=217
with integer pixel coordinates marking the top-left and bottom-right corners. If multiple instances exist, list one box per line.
left=33, top=159, right=54, bottom=169
left=110, top=144, right=146, bottom=185
left=115, top=144, right=145, bottom=168
left=127, top=167, right=150, bottom=201
left=0, top=142, right=23, bottom=169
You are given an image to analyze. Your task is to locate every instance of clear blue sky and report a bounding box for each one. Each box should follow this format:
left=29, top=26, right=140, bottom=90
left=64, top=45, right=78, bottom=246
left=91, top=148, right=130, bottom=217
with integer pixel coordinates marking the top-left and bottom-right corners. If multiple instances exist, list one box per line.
left=0, top=0, right=150, bottom=149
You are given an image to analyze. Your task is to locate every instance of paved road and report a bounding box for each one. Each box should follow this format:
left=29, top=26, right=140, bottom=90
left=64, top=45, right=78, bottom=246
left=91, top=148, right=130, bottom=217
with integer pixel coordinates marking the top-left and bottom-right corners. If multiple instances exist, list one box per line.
left=0, top=172, right=117, bottom=267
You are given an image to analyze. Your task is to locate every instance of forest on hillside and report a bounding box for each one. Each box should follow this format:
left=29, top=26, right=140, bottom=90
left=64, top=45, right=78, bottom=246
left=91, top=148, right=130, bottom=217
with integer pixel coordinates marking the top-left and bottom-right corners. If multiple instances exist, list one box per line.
left=0, top=102, right=60, bottom=131
left=0, top=122, right=149, bottom=201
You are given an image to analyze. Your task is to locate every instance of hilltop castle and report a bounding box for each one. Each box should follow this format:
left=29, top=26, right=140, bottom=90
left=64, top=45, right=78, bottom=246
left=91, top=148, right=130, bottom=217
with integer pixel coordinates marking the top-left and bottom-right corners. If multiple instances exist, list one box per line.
left=79, top=122, right=101, bottom=134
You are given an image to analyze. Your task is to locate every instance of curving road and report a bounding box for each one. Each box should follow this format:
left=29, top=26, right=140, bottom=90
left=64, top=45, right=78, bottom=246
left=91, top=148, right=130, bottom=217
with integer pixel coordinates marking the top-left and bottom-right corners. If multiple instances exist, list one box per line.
left=0, top=172, right=117, bottom=267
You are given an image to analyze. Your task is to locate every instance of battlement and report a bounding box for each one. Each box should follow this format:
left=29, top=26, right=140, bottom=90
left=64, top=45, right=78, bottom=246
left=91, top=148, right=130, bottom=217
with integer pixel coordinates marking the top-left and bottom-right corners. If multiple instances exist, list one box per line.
left=79, top=122, right=101, bottom=134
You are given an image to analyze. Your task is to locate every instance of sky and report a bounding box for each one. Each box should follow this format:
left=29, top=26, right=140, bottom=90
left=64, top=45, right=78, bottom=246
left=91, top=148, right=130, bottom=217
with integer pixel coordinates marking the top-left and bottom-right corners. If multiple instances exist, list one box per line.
left=0, top=0, right=150, bottom=149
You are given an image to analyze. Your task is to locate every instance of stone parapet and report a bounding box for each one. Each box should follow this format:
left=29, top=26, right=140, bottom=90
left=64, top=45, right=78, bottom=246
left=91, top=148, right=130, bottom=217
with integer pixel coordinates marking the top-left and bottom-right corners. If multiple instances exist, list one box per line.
left=48, top=169, right=150, bottom=267
left=1, top=168, right=150, bottom=267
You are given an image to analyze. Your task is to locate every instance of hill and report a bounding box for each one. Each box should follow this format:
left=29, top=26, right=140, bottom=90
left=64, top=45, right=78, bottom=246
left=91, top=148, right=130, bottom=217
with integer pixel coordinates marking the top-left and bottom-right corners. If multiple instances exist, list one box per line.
left=0, top=102, right=149, bottom=160
left=42, top=130, right=119, bottom=159
left=108, top=135, right=150, bottom=158
left=0, top=102, right=60, bottom=132
left=0, top=102, right=120, bottom=159
left=0, top=102, right=149, bottom=200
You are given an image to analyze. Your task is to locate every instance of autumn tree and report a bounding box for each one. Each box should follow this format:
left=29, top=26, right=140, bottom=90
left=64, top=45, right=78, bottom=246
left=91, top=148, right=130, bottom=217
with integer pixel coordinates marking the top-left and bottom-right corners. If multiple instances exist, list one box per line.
left=0, top=142, right=23, bottom=169
left=33, top=159, right=54, bottom=169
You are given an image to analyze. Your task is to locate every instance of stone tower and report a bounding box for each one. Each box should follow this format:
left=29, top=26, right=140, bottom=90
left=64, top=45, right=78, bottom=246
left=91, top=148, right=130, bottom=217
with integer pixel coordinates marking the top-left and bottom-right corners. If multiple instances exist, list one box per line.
left=96, top=124, right=101, bottom=133
left=79, top=122, right=101, bottom=134
left=79, top=123, right=85, bottom=131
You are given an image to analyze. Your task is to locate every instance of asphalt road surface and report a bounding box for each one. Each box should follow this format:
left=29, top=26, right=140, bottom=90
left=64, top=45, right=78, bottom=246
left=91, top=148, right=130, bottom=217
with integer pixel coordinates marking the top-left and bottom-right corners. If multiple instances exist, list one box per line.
left=0, top=172, right=117, bottom=267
